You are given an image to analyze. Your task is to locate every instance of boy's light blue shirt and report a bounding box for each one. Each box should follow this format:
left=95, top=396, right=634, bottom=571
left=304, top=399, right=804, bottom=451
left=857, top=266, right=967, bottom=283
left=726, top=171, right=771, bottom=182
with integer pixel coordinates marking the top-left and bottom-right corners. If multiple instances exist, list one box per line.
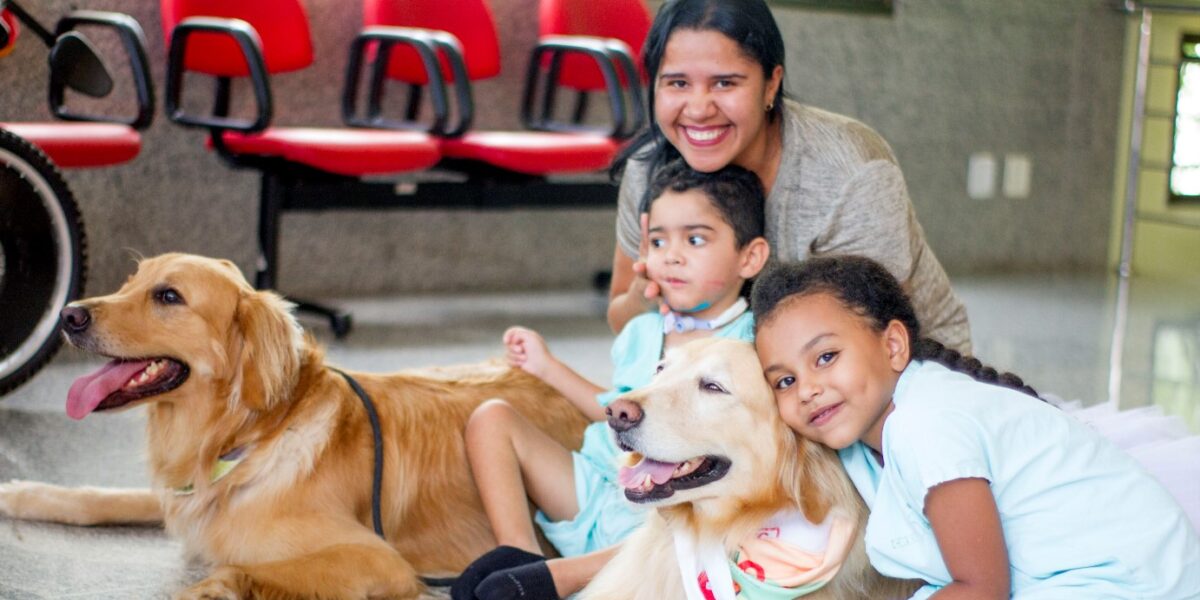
left=839, top=360, right=1200, bottom=599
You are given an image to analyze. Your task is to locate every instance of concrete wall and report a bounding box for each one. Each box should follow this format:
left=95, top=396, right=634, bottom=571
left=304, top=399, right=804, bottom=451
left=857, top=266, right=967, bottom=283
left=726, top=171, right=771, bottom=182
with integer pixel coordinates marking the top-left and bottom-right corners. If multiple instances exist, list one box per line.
left=0, top=0, right=1127, bottom=297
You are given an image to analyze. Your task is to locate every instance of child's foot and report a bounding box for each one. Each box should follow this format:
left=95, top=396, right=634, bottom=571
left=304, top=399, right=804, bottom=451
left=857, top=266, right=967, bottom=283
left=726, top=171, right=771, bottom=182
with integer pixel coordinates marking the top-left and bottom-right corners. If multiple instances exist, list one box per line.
left=474, top=561, right=557, bottom=600
left=450, top=545, right=544, bottom=600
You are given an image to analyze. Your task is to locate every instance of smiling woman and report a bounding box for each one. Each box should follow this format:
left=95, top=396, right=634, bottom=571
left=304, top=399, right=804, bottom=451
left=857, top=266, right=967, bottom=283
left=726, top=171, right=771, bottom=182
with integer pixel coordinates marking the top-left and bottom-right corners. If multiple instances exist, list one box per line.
left=652, top=29, right=783, bottom=177
left=607, top=0, right=971, bottom=357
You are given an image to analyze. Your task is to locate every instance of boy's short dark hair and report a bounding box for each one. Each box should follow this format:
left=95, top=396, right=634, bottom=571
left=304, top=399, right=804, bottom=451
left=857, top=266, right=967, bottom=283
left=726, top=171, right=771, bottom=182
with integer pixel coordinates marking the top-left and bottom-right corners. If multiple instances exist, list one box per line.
left=646, top=160, right=766, bottom=248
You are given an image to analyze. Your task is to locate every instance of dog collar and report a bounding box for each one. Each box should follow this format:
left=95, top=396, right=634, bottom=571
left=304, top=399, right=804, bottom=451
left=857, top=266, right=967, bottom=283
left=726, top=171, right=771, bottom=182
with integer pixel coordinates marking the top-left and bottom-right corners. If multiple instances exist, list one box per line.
left=664, top=298, right=748, bottom=335
left=173, top=445, right=249, bottom=496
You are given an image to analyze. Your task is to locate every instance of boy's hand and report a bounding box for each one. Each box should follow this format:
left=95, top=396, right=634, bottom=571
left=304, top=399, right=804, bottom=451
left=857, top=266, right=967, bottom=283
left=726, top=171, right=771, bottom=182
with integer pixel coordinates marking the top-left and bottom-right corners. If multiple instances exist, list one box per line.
left=504, top=328, right=605, bottom=420
left=503, top=326, right=553, bottom=379
left=634, top=213, right=668, bottom=315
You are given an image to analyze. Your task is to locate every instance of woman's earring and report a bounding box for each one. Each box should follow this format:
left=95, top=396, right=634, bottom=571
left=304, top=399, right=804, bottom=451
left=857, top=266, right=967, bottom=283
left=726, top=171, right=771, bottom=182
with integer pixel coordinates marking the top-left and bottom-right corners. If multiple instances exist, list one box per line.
left=766, top=101, right=774, bottom=112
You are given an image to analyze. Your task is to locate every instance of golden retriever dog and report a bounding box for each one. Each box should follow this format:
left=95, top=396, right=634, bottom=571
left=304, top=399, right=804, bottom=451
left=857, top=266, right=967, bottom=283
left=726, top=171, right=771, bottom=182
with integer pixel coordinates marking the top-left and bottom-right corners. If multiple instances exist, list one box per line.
left=0, top=253, right=587, bottom=599
left=580, top=338, right=917, bottom=600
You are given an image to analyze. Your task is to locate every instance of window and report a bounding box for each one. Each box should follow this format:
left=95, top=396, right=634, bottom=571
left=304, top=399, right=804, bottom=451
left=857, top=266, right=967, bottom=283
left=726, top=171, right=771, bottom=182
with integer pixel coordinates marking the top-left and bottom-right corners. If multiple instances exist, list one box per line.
left=1170, top=34, right=1200, bottom=202
left=769, top=0, right=892, bottom=14
left=1151, top=318, right=1199, bottom=431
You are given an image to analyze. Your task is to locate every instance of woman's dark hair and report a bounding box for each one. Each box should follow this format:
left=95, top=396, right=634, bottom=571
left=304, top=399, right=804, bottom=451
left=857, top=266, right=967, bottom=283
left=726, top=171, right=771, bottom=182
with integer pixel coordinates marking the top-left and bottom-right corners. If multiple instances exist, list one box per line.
left=751, top=256, right=1040, bottom=398
left=611, top=0, right=787, bottom=186
left=647, top=160, right=765, bottom=249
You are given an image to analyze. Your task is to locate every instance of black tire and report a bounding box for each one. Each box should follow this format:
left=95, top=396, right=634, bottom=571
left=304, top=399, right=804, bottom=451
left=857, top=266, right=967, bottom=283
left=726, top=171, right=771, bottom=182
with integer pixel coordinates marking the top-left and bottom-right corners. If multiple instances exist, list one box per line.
left=0, top=128, right=87, bottom=396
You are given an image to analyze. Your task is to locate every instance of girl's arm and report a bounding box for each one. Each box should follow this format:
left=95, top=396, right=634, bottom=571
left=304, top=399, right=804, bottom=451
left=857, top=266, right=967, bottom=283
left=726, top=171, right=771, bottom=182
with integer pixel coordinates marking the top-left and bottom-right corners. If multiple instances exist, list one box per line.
left=925, top=478, right=1010, bottom=599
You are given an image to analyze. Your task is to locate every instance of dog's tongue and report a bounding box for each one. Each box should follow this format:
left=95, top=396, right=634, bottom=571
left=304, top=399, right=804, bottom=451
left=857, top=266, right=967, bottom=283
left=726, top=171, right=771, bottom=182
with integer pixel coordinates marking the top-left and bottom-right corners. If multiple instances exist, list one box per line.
left=66, top=359, right=150, bottom=420
left=618, top=455, right=681, bottom=489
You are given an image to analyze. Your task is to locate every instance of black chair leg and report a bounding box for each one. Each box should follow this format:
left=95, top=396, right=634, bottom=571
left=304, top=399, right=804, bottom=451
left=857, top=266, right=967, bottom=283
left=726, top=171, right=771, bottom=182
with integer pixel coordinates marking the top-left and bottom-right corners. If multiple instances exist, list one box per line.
left=256, top=173, right=353, bottom=339
left=292, top=299, right=354, bottom=339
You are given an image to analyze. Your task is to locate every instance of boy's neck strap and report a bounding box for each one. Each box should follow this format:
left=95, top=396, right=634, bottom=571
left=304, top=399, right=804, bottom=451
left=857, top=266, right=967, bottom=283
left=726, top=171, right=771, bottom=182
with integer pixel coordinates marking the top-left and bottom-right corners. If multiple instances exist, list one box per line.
left=664, top=298, right=748, bottom=334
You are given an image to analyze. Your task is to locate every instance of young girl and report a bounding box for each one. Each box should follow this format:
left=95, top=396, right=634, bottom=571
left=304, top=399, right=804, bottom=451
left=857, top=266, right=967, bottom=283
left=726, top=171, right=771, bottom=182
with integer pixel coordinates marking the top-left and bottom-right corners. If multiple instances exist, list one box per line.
left=752, top=255, right=1200, bottom=599
left=453, top=161, right=770, bottom=600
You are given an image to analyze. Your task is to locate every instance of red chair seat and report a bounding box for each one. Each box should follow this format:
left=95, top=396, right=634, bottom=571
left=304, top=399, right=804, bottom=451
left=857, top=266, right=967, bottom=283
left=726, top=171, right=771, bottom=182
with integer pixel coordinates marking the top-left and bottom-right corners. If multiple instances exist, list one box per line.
left=1, top=122, right=141, bottom=168
left=218, top=128, right=441, bottom=176
left=439, top=132, right=618, bottom=175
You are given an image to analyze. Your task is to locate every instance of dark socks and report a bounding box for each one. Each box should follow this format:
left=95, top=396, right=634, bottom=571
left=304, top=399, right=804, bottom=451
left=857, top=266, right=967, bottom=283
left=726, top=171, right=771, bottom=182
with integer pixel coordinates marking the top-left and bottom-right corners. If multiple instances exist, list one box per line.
left=475, top=561, right=558, bottom=600
left=450, top=545, right=544, bottom=600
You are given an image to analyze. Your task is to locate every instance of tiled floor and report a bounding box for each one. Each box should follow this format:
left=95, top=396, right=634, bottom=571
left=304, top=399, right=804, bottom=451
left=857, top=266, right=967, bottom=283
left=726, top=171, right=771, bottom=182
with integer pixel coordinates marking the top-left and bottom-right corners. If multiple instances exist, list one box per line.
left=1, top=270, right=1197, bottom=599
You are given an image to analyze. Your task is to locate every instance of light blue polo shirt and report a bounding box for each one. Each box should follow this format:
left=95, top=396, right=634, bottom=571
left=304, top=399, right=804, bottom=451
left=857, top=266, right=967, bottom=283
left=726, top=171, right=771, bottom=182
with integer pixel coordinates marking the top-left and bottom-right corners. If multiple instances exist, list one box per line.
left=840, top=360, right=1200, bottom=599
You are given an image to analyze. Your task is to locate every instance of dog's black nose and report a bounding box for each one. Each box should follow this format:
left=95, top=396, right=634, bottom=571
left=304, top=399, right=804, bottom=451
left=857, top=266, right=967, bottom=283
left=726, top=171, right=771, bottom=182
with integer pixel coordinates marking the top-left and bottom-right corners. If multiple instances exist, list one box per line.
left=60, top=305, right=91, bottom=334
left=606, top=398, right=643, bottom=432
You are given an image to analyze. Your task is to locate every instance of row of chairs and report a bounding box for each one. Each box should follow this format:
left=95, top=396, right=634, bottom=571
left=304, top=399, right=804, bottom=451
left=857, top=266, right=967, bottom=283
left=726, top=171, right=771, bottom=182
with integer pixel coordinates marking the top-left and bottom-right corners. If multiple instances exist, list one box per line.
left=163, top=0, right=652, bottom=337
left=5, top=0, right=653, bottom=338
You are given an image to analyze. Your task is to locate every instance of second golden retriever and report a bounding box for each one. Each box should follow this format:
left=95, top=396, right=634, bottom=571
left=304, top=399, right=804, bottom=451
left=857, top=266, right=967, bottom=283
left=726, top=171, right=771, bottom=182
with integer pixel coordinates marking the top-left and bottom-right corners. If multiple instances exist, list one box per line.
left=580, top=338, right=917, bottom=599
left=0, top=253, right=587, bottom=599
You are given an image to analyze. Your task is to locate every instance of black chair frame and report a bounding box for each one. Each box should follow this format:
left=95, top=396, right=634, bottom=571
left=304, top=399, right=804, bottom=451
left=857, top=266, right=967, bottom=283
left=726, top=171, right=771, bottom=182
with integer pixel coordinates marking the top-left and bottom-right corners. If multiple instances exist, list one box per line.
left=343, top=28, right=644, bottom=140
left=3, top=1, right=155, bottom=129
left=343, top=26, right=472, bottom=136
left=51, top=10, right=155, bottom=129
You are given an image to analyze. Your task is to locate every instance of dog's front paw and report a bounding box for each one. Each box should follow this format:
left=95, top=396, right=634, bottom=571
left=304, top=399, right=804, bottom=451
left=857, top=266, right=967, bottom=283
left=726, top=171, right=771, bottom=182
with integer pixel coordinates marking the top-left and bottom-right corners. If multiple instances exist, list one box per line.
left=0, top=480, right=23, bottom=516
left=0, top=480, right=53, bottom=519
left=174, top=567, right=247, bottom=600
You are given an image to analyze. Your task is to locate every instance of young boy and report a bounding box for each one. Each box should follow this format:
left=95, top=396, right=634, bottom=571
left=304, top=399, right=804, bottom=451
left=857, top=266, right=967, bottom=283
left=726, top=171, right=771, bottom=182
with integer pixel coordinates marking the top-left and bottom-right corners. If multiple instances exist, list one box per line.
left=454, top=160, right=770, bottom=600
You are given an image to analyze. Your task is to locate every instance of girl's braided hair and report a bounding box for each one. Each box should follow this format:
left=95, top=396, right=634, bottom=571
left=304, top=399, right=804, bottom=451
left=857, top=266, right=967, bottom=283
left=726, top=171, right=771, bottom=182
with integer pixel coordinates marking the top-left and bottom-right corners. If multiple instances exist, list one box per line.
left=751, top=256, right=1039, bottom=398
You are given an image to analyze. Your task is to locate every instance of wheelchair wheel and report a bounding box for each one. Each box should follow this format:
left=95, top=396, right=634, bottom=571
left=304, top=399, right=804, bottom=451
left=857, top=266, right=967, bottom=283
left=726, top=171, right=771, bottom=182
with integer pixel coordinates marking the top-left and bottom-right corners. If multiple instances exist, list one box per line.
left=0, top=128, right=87, bottom=396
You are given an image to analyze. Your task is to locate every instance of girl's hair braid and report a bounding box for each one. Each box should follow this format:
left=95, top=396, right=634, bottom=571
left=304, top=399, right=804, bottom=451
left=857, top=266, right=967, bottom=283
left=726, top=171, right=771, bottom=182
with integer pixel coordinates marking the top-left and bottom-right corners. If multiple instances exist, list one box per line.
left=910, top=339, right=1038, bottom=398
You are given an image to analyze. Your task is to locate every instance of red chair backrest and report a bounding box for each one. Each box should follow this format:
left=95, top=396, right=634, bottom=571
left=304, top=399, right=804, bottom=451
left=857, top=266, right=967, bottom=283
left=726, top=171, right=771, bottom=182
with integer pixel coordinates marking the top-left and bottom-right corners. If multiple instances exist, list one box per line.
left=540, top=0, right=651, bottom=91
left=363, top=0, right=501, bottom=85
left=160, top=0, right=313, bottom=76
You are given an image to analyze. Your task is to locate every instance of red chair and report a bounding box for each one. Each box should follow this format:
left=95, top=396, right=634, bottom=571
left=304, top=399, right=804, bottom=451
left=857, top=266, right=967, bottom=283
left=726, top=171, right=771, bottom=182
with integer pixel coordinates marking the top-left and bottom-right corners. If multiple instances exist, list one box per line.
left=358, top=0, right=649, bottom=178
left=161, top=0, right=447, bottom=337
left=1, top=122, right=141, bottom=168
left=538, top=0, right=652, bottom=126
left=1, top=5, right=153, bottom=167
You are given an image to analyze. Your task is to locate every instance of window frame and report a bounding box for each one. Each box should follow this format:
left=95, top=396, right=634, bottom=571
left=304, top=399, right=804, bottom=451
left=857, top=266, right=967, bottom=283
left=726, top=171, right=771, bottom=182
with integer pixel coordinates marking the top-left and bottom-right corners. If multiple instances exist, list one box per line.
left=1168, top=32, right=1200, bottom=205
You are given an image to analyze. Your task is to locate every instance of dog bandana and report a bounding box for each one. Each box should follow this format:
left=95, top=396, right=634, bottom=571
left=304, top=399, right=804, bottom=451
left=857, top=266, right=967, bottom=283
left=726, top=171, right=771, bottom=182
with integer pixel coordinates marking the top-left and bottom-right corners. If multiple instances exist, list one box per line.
left=674, top=509, right=855, bottom=600
left=664, top=298, right=748, bottom=335
left=174, top=445, right=249, bottom=496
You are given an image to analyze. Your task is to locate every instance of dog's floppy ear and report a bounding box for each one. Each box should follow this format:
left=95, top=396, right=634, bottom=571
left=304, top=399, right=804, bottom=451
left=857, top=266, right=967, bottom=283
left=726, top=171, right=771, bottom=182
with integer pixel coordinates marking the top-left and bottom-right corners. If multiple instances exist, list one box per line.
left=234, top=288, right=301, bottom=412
left=781, top=429, right=834, bottom=524
left=797, top=437, right=834, bottom=523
